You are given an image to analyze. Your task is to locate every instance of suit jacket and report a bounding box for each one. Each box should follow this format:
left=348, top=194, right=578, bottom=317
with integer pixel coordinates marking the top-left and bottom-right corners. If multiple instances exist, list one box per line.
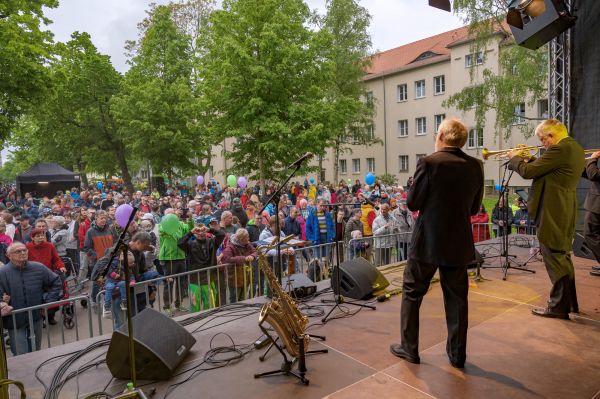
left=508, top=136, right=584, bottom=251
left=582, top=159, right=600, bottom=213
left=407, top=147, right=484, bottom=266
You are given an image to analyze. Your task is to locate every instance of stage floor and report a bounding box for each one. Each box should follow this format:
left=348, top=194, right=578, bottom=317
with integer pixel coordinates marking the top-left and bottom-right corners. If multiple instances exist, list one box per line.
left=7, top=238, right=600, bottom=399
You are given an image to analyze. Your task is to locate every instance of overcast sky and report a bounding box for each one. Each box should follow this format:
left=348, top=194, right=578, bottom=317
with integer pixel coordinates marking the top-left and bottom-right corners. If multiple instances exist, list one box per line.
left=44, top=0, right=465, bottom=73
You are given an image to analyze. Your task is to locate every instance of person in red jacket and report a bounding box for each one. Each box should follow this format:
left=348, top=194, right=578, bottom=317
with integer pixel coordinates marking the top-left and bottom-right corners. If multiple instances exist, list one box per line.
left=26, top=228, right=66, bottom=325
left=77, top=208, right=93, bottom=280
left=471, top=204, right=491, bottom=243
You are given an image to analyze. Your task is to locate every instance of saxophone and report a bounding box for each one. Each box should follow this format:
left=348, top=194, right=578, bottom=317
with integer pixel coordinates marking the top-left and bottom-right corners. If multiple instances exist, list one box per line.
left=257, top=235, right=309, bottom=358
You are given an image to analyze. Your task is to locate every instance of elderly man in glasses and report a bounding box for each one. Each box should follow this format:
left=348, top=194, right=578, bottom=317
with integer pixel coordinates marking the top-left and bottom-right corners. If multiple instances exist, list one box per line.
left=0, top=242, right=62, bottom=355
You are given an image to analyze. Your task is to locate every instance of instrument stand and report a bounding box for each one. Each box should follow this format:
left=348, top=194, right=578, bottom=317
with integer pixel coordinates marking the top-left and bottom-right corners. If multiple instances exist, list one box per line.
left=254, top=324, right=328, bottom=385
left=481, top=164, right=535, bottom=280
left=321, top=203, right=376, bottom=324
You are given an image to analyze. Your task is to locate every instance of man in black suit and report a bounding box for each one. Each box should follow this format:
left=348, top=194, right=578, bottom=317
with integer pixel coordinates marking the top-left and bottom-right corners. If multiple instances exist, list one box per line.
left=582, top=150, right=600, bottom=277
left=390, top=118, right=484, bottom=368
left=508, top=119, right=584, bottom=318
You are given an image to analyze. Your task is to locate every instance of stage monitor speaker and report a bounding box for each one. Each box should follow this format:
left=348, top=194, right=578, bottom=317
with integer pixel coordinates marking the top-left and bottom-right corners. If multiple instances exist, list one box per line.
left=507, top=0, right=576, bottom=50
left=573, top=232, right=596, bottom=260
left=106, top=308, right=196, bottom=381
left=332, top=257, right=390, bottom=300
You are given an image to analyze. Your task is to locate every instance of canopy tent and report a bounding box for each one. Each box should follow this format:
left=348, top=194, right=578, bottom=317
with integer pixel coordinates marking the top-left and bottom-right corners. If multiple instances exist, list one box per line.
left=16, top=163, right=81, bottom=197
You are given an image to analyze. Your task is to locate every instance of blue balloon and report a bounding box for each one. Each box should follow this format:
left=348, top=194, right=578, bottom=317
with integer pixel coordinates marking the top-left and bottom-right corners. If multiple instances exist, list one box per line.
left=495, top=183, right=502, bottom=191
left=96, top=182, right=103, bottom=190
left=309, top=178, right=315, bottom=184
left=365, top=173, right=375, bottom=186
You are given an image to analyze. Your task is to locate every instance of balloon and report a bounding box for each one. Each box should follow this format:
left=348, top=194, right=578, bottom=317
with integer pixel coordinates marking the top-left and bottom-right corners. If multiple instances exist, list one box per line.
left=161, top=214, right=180, bottom=236
left=115, top=204, right=134, bottom=229
left=227, top=175, right=237, bottom=187
left=237, top=176, right=247, bottom=189
left=347, top=178, right=352, bottom=183
left=495, top=183, right=502, bottom=191
left=365, top=173, right=376, bottom=186
left=196, top=175, right=204, bottom=185
left=309, top=178, right=315, bottom=184
left=96, top=182, right=103, bottom=190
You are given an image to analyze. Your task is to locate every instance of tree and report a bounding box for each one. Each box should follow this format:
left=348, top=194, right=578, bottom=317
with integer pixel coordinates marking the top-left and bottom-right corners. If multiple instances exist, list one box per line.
left=319, top=0, right=379, bottom=184
left=444, top=1, right=548, bottom=139
left=8, top=32, right=134, bottom=190
left=0, top=0, right=57, bottom=141
left=199, top=0, right=332, bottom=190
left=112, top=5, right=202, bottom=181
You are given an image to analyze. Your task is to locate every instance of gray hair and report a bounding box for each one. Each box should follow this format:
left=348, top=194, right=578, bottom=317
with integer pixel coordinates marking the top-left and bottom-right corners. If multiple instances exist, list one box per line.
left=235, top=228, right=249, bottom=240
left=6, top=241, right=26, bottom=254
left=131, top=231, right=152, bottom=244
left=221, top=211, right=232, bottom=221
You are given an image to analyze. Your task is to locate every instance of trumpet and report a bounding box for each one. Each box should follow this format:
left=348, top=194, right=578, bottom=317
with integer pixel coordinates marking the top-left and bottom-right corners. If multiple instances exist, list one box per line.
left=585, top=149, right=600, bottom=160
left=481, top=144, right=542, bottom=160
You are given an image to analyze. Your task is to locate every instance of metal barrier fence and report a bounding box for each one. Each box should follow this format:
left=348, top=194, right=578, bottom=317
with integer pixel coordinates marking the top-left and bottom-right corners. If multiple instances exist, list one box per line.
left=348, top=232, right=413, bottom=267
left=471, top=222, right=538, bottom=242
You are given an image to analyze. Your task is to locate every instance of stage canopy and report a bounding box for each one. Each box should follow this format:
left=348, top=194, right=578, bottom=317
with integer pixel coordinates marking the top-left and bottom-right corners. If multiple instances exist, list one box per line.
left=16, top=163, right=81, bottom=198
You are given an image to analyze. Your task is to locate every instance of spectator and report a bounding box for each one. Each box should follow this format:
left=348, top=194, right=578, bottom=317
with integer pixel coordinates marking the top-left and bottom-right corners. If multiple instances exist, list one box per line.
left=306, top=200, right=335, bottom=267
left=0, top=221, right=13, bottom=247
left=221, top=228, right=257, bottom=303
left=0, top=242, right=62, bottom=355
left=492, top=197, right=513, bottom=237
left=392, top=200, right=414, bottom=260
left=513, top=200, right=533, bottom=234
left=471, top=204, right=491, bottom=242
left=344, top=209, right=364, bottom=244
left=50, top=215, right=69, bottom=259
left=230, top=198, right=248, bottom=227
left=14, top=217, right=33, bottom=243
left=372, top=203, right=399, bottom=266
left=220, top=211, right=238, bottom=235
left=103, top=250, right=136, bottom=318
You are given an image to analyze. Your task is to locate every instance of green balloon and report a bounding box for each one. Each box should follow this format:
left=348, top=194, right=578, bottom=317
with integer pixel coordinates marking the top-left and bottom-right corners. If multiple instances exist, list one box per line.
left=161, top=214, right=180, bottom=236
left=227, top=174, right=237, bottom=187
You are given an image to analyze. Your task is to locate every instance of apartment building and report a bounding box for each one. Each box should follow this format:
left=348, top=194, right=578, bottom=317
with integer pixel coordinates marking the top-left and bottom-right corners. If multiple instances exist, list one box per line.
left=209, top=25, right=547, bottom=189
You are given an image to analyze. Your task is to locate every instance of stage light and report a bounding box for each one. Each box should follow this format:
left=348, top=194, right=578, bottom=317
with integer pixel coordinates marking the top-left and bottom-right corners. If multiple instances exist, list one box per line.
left=429, top=0, right=451, bottom=12
left=506, top=0, right=576, bottom=49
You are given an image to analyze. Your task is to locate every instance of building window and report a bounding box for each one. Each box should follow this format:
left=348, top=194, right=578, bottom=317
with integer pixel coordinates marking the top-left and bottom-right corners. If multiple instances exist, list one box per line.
left=434, top=114, right=445, bottom=133
left=397, top=120, right=408, bottom=137
left=352, top=158, right=361, bottom=174
left=365, top=91, right=374, bottom=106
left=339, top=159, right=347, bottom=175
left=433, top=75, right=445, bottom=95
left=465, top=51, right=484, bottom=68
left=467, top=128, right=484, bottom=149
left=367, top=158, right=375, bottom=173
left=415, top=80, right=425, bottom=99
left=416, top=117, right=427, bottom=135
left=416, top=154, right=427, bottom=163
left=399, top=155, right=409, bottom=172
left=513, top=103, right=526, bottom=124
left=397, top=84, right=407, bottom=102
left=365, top=124, right=374, bottom=140
left=538, top=99, right=549, bottom=119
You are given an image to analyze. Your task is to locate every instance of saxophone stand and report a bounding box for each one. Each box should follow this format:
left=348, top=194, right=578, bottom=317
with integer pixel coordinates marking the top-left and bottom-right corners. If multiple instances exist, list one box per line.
left=481, top=164, right=535, bottom=280
left=321, top=203, right=376, bottom=324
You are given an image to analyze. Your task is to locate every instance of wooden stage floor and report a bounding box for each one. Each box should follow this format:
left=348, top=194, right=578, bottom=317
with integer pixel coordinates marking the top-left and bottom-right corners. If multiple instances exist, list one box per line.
left=7, top=238, right=600, bottom=399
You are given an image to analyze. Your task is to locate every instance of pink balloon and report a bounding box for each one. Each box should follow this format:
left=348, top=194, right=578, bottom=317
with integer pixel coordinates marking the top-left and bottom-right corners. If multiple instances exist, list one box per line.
left=196, top=175, right=204, bottom=185
left=237, top=176, right=247, bottom=188
left=115, top=204, right=134, bottom=229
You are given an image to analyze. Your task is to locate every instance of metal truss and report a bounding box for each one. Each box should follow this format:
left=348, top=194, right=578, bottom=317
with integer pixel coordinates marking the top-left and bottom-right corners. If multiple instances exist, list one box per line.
left=548, top=0, right=573, bottom=129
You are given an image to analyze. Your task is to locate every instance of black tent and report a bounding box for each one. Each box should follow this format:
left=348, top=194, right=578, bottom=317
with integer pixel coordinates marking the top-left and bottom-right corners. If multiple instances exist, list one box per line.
left=16, top=163, right=81, bottom=197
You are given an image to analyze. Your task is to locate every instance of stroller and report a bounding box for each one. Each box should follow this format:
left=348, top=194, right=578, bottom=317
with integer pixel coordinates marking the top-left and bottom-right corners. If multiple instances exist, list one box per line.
left=63, top=256, right=89, bottom=307
left=46, top=257, right=88, bottom=329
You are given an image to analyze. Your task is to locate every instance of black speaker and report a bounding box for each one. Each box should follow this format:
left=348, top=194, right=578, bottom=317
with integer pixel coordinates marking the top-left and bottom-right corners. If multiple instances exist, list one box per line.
left=281, top=273, right=317, bottom=298
left=573, top=232, right=596, bottom=260
left=507, top=0, right=576, bottom=50
left=331, top=258, right=390, bottom=300
left=106, top=308, right=196, bottom=380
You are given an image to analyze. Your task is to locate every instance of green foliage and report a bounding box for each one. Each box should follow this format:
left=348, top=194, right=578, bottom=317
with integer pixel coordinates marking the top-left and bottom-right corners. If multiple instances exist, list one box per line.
left=445, top=1, right=548, bottom=139
left=376, top=173, right=397, bottom=187
left=0, top=0, right=57, bottom=140
left=199, top=0, right=333, bottom=187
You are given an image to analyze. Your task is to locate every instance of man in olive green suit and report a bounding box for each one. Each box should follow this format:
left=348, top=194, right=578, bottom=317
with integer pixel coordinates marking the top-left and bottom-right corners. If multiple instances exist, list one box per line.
left=508, top=119, right=584, bottom=319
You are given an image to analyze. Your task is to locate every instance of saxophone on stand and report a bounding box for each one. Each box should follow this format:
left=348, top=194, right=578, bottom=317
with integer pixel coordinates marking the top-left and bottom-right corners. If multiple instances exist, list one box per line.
left=253, top=236, right=328, bottom=385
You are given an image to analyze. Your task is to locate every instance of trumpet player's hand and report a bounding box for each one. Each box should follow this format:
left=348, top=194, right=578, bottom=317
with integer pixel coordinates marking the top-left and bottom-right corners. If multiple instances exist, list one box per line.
left=591, top=151, right=600, bottom=160
left=507, top=149, right=519, bottom=160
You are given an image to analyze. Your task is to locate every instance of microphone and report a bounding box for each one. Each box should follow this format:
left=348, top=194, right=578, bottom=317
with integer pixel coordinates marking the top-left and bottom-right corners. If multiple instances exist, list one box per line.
left=287, top=152, right=313, bottom=168
left=376, top=289, right=402, bottom=302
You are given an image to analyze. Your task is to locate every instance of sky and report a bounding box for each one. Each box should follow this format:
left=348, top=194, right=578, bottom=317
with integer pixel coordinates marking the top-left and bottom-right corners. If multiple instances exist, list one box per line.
left=44, top=0, right=465, bottom=73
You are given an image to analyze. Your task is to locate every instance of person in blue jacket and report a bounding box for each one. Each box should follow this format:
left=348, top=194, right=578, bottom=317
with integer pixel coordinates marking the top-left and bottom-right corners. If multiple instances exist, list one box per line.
left=306, top=200, right=335, bottom=266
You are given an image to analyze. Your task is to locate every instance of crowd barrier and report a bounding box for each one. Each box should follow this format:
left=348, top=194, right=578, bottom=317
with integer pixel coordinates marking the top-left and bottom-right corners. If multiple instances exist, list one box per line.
left=4, top=225, right=542, bottom=356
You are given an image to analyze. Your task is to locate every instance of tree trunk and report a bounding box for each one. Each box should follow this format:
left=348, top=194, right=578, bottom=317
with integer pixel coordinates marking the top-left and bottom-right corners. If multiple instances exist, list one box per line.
left=318, top=155, right=323, bottom=183
left=333, top=143, right=340, bottom=185
left=77, top=160, right=89, bottom=187
left=115, top=145, right=134, bottom=193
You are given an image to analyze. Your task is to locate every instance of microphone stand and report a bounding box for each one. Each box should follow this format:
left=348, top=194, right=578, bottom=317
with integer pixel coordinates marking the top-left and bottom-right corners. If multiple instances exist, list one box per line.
left=101, top=206, right=139, bottom=387
left=321, top=202, right=375, bottom=324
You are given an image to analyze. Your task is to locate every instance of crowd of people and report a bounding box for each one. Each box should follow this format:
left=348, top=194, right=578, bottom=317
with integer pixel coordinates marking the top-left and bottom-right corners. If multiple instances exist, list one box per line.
left=0, top=176, right=418, bottom=355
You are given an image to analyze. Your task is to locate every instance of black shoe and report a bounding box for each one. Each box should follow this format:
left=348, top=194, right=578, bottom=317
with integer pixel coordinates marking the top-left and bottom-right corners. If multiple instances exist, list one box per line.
left=531, top=308, right=569, bottom=320
left=591, top=265, right=600, bottom=271
left=48, top=318, right=57, bottom=325
left=389, top=344, right=420, bottom=364
left=449, top=359, right=465, bottom=369
left=590, top=270, right=600, bottom=277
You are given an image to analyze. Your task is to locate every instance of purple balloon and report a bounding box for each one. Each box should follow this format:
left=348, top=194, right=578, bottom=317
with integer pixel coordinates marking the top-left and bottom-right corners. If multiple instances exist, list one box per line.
left=196, top=175, right=204, bottom=185
left=237, top=176, right=247, bottom=188
left=115, top=204, right=134, bottom=229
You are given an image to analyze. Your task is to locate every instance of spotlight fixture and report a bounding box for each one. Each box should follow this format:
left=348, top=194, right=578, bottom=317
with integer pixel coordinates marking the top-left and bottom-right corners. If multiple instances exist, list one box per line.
left=506, top=0, right=576, bottom=50
left=428, top=0, right=451, bottom=12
